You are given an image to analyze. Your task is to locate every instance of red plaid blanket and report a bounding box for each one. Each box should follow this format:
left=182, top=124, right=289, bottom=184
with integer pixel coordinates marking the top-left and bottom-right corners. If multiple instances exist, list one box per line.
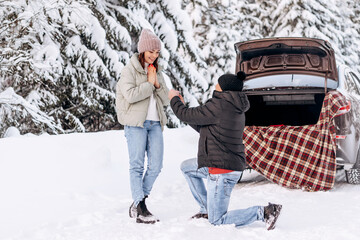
left=243, top=91, right=347, bottom=191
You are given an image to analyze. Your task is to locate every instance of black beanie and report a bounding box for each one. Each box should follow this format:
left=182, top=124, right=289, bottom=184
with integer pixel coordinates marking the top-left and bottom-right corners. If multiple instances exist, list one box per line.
left=218, top=71, right=246, bottom=91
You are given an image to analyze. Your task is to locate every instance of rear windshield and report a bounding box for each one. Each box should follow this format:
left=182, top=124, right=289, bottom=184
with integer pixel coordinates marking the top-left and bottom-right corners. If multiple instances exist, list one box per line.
left=243, top=74, right=337, bottom=91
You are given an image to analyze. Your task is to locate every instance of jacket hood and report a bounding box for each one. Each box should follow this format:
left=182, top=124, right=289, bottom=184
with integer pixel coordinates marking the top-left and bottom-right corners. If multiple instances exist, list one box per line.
left=213, top=91, right=250, bottom=113
left=130, top=54, right=163, bottom=74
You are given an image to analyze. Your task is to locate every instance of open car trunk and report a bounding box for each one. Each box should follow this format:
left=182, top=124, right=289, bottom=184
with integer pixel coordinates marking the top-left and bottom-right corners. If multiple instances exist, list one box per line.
left=234, top=38, right=339, bottom=127
left=234, top=37, right=347, bottom=191
left=245, top=90, right=326, bottom=126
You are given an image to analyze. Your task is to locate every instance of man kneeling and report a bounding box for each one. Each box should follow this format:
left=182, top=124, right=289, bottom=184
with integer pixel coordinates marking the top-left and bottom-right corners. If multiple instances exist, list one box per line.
left=168, top=72, right=282, bottom=230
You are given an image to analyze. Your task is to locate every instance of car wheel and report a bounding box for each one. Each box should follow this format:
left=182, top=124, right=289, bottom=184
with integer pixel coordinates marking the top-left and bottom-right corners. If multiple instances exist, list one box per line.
left=345, top=146, right=360, bottom=184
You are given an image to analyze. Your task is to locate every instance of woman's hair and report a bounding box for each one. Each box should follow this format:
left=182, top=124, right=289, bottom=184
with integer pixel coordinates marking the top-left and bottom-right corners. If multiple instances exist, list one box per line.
left=138, top=52, right=158, bottom=71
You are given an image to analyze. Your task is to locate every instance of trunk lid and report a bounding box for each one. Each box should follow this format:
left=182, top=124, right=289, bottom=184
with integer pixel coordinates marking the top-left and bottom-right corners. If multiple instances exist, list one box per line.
left=234, top=37, right=338, bottom=82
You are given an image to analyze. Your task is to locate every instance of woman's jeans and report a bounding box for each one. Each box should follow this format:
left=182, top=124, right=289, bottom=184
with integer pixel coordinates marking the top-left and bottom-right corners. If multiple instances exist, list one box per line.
left=125, top=120, right=163, bottom=206
left=180, top=158, right=264, bottom=227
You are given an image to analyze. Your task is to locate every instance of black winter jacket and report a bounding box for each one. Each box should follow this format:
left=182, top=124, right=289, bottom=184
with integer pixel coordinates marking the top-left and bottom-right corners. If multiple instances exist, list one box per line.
left=170, top=90, right=250, bottom=171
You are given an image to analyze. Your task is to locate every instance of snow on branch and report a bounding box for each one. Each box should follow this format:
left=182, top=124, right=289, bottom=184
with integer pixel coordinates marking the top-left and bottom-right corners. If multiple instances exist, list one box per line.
left=0, top=88, right=64, bottom=134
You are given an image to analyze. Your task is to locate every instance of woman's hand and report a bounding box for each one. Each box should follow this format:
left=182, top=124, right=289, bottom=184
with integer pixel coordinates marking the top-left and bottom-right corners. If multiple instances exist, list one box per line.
left=168, top=89, right=184, bottom=103
left=148, top=64, right=160, bottom=88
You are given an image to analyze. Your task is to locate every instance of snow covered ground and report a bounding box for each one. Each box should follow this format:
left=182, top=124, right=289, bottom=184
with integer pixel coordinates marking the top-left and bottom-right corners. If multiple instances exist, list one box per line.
left=0, top=126, right=360, bottom=240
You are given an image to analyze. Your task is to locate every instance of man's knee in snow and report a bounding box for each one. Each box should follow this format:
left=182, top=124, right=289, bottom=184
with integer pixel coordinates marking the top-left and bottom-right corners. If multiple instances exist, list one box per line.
left=180, top=158, right=196, bottom=173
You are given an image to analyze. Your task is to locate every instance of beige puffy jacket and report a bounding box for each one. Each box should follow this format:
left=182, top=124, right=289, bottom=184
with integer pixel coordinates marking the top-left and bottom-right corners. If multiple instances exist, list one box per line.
left=116, top=54, right=170, bottom=129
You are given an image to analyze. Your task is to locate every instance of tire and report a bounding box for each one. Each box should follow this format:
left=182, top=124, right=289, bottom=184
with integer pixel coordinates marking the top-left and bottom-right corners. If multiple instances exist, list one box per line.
left=346, top=145, right=360, bottom=184
left=346, top=168, right=360, bottom=184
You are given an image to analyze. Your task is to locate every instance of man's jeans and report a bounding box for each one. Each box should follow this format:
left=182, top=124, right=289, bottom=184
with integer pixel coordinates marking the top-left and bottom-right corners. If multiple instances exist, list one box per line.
left=180, top=158, right=264, bottom=227
left=125, top=120, right=163, bottom=206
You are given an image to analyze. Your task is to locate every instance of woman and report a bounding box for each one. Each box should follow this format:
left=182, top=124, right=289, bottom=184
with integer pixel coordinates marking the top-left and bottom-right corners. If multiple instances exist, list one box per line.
left=116, top=29, right=170, bottom=224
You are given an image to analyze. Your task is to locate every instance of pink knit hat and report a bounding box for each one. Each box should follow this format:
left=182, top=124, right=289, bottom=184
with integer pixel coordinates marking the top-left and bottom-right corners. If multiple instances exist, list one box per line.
left=137, top=29, right=161, bottom=53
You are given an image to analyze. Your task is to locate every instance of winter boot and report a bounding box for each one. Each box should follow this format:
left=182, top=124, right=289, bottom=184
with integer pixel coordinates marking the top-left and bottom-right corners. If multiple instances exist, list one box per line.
left=191, top=213, right=208, bottom=219
left=136, top=196, right=159, bottom=224
left=264, top=202, right=282, bottom=230
left=129, top=201, right=137, bottom=218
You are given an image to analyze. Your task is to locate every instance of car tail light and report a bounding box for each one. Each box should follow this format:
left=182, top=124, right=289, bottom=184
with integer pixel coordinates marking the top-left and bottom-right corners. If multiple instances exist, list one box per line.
left=336, top=135, right=347, bottom=140
left=335, top=101, right=351, bottom=117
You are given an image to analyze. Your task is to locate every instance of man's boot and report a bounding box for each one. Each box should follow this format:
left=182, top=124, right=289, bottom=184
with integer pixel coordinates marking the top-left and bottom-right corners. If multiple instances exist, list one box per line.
left=190, top=213, right=208, bottom=219
left=264, top=202, right=282, bottom=230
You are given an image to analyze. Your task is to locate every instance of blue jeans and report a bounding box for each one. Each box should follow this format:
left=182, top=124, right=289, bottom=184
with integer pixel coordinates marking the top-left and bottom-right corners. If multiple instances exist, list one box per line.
left=180, top=158, right=264, bottom=227
left=125, top=120, right=163, bottom=206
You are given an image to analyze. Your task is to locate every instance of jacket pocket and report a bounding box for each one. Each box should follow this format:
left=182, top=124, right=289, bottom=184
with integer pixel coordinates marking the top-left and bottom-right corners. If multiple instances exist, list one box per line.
left=199, top=136, right=208, bottom=157
left=204, top=137, right=208, bottom=155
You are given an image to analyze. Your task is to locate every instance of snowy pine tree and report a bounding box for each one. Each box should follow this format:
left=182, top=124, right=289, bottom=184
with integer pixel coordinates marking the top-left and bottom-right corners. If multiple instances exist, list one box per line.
left=0, top=0, right=64, bottom=134
left=184, top=0, right=266, bottom=93
left=267, top=0, right=360, bottom=73
left=340, top=0, right=360, bottom=74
